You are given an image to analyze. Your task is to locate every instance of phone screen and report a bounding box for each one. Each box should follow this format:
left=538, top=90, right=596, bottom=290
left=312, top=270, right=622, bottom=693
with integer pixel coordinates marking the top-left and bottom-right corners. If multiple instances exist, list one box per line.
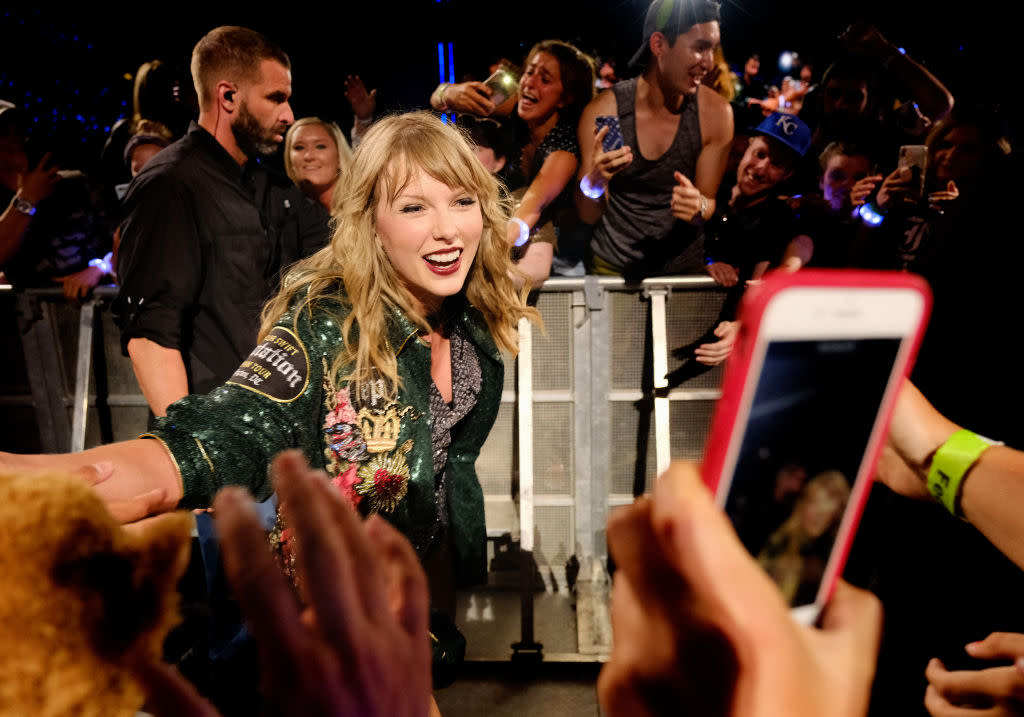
left=721, top=336, right=901, bottom=610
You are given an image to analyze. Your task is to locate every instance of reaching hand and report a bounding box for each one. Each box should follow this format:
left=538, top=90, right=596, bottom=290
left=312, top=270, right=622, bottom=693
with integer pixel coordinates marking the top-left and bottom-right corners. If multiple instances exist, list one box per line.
left=344, top=75, right=377, bottom=121
left=133, top=450, right=432, bottom=717
left=18, top=151, right=61, bottom=205
left=598, top=461, right=882, bottom=717
left=694, top=320, right=739, bottom=366
left=928, top=180, right=960, bottom=207
left=850, top=174, right=883, bottom=207
left=53, top=264, right=104, bottom=303
left=73, top=460, right=168, bottom=524
left=839, top=22, right=895, bottom=59
left=441, top=81, right=496, bottom=116
left=925, top=633, right=1024, bottom=716
left=876, top=166, right=915, bottom=210
left=706, top=261, right=739, bottom=287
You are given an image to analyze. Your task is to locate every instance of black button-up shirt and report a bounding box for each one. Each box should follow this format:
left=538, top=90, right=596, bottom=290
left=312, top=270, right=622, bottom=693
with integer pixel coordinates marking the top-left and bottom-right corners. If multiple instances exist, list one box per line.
left=114, top=122, right=330, bottom=395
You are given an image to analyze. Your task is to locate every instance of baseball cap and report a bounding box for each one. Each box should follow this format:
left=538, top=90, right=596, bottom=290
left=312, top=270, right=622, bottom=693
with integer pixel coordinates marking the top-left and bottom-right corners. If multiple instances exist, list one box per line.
left=749, top=112, right=812, bottom=158
left=628, top=0, right=722, bottom=70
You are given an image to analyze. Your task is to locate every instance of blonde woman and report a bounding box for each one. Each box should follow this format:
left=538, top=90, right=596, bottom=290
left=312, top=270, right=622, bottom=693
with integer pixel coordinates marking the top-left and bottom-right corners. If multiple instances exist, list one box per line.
left=757, top=469, right=851, bottom=605
left=283, top=116, right=353, bottom=212
left=2, top=110, right=537, bottom=618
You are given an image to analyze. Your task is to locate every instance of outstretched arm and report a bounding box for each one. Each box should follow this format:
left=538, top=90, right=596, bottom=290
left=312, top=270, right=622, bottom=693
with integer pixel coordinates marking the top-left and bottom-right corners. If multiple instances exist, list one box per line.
left=878, top=380, right=1024, bottom=570
left=1, top=437, right=182, bottom=517
left=840, top=22, right=954, bottom=122
left=507, top=150, right=578, bottom=287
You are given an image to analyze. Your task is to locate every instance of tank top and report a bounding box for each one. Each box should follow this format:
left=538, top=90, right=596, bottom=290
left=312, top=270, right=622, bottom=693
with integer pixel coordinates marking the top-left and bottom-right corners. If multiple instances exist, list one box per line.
left=589, top=77, right=705, bottom=279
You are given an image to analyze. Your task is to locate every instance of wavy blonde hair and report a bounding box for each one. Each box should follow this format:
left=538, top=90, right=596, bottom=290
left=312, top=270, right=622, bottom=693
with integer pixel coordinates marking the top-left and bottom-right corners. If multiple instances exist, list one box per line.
left=260, top=110, right=538, bottom=395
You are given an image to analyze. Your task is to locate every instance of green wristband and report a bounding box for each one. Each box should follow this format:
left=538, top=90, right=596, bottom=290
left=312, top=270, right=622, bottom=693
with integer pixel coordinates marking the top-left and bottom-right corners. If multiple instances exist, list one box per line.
left=927, top=429, right=1001, bottom=518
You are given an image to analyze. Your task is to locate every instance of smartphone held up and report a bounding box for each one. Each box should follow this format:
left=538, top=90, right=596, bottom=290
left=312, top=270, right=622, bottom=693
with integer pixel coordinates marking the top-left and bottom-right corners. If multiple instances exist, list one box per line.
left=483, top=65, right=520, bottom=108
left=595, top=115, right=624, bottom=153
left=701, top=270, right=931, bottom=625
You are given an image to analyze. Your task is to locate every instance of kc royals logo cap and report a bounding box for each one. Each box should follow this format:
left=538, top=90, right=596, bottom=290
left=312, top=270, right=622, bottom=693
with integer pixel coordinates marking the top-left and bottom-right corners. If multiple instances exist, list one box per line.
left=749, top=112, right=813, bottom=158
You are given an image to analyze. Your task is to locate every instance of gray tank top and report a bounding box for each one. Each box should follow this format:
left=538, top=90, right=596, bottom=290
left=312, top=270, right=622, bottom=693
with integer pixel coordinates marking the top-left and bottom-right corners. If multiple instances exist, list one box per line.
left=590, top=77, right=705, bottom=279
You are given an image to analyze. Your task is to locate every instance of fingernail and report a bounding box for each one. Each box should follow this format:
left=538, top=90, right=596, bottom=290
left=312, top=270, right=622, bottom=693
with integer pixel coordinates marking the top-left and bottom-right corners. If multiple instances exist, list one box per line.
left=214, top=486, right=250, bottom=512
left=1017, top=657, right=1024, bottom=675
left=965, top=641, right=982, bottom=654
left=93, top=461, right=113, bottom=478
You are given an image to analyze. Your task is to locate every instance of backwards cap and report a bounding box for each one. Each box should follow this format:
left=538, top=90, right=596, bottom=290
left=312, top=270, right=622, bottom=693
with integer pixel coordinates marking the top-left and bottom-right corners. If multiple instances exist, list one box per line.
left=628, top=0, right=721, bottom=70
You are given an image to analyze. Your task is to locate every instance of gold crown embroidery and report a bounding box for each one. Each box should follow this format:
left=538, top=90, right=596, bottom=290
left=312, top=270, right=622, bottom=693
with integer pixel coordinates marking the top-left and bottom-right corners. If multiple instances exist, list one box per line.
left=359, top=404, right=415, bottom=454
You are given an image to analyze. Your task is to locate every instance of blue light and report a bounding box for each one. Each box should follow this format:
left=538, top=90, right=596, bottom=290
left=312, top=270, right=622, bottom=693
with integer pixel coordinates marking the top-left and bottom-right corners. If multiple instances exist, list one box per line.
left=858, top=203, right=885, bottom=227
left=778, top=51, right=795, bottom=73
left=447, top=42, right=454, bottom=85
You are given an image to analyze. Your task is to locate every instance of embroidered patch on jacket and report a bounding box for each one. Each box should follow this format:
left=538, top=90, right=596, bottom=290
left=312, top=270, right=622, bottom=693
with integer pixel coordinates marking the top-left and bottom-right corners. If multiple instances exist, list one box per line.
left=321, top=361, right=419, bottom=511
left=227, top=326, right=309, bottom=402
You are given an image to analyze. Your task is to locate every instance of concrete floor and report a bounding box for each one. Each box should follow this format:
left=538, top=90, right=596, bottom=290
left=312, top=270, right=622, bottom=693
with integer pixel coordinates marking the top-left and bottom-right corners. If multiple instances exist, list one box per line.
left=434, top=587, right=607, bottom=717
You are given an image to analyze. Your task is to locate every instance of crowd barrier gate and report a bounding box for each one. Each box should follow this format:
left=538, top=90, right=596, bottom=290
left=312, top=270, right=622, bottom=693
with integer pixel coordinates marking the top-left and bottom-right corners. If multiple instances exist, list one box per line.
left=3, top=276, right=730, bottom=660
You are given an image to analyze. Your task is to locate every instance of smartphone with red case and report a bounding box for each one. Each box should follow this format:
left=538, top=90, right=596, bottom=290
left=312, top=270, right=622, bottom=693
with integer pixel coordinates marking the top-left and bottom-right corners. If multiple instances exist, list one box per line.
left=702, top=270, right=931, bottom=625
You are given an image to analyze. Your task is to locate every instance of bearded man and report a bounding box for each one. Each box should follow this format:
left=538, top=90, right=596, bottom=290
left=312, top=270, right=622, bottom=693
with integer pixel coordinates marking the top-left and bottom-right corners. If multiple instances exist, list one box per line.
left=114, top=25, right=330, bottom=414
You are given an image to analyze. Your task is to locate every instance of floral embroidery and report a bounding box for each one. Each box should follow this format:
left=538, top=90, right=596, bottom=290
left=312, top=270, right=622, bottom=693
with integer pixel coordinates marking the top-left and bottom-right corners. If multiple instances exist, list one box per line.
left=321, top=359, right=418, bottom=512
left=272, top=360, right=422, bottom=586
left=332, top=464, right=360, bottom=505
left=356, top=440, right=414, bottom=512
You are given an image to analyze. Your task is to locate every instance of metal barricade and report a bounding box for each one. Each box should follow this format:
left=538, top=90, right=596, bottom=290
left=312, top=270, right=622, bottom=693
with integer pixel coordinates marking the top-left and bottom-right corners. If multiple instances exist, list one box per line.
left=5, top=277, right=730, bottom=661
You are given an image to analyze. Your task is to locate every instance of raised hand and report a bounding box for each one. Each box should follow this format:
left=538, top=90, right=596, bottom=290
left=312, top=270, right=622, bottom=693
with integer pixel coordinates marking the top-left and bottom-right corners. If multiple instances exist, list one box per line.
left=344, top=75, right=377, bottom=121
left=671, top=171, right=706, bottom=224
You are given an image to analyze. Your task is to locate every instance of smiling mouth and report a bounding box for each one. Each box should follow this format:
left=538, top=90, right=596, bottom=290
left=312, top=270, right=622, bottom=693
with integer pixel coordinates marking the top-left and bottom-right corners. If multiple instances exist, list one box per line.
left=424, top=248, right=463, bottom=275
left=520, top=92, right=538, bottom=107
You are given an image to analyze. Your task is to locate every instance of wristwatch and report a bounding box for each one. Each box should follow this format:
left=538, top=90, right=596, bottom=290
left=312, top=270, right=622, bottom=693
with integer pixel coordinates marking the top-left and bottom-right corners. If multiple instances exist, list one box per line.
left=11, top=195, right=36, bottom=216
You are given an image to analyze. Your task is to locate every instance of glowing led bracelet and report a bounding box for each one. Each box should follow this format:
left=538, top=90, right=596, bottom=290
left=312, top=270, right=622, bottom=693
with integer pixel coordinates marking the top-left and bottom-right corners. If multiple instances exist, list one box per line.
left=509, top=217, right=531, bottom=247
left=89, top=251, right=114, bottom=276
left=579, top=174, right=605, bottom=199
left=858, top=202, right=885, bottom=227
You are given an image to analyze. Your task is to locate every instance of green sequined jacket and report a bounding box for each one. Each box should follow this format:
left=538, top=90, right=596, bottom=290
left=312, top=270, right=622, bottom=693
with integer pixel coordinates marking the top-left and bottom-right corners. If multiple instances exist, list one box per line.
left=146, top=292, right=505, bottom=586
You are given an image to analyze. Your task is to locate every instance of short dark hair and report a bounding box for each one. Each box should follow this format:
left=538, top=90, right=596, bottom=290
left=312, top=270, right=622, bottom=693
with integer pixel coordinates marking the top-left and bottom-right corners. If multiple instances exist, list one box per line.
left=458, top=115, right=511, bottom=160
left=190, top=26, right=290, bottom=106
left=818, top=141, right=872, bottom=172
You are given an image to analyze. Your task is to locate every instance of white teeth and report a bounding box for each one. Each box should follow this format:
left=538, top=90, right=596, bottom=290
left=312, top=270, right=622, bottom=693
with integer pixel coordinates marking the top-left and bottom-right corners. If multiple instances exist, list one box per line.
left=426, top=249, right=460, bottom=264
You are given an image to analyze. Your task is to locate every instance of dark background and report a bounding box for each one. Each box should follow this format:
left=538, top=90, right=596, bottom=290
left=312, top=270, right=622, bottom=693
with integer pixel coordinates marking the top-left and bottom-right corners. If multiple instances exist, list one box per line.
left=0, top=2, right=1007, bottom=171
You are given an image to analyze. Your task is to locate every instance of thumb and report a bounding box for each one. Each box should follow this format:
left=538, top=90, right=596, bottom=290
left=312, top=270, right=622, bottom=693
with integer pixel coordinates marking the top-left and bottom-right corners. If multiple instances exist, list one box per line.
left=946, top=180, right=958, bottom=194
left=674, top=171, right=694, bottom=187
left=369, top=88, right=378, bottom=99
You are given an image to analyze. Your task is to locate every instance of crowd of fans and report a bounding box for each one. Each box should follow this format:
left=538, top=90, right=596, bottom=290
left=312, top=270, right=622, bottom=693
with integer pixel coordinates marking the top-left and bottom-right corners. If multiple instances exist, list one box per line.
left=1, top=1, right=1021, bottom=715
